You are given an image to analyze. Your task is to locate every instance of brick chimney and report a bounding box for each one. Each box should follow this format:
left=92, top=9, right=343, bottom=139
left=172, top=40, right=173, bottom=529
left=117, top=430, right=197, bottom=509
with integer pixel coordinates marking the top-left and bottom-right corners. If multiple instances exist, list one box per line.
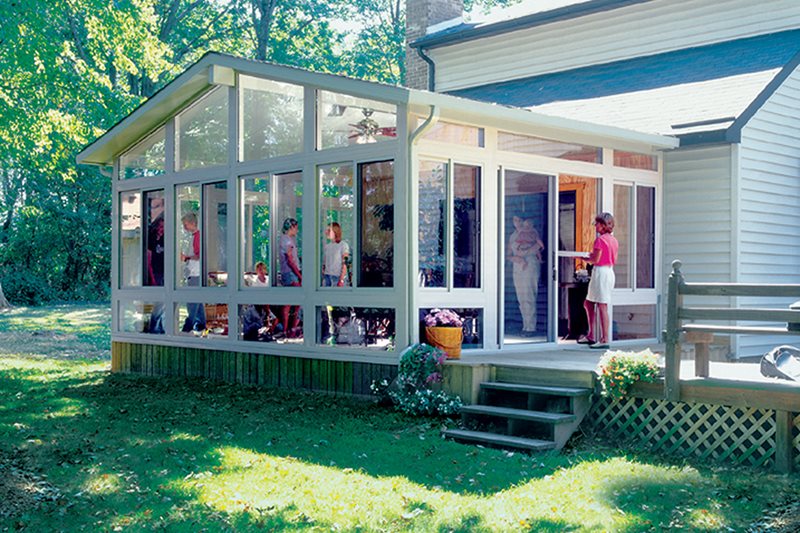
left=406, top=0, right=464, bottom=91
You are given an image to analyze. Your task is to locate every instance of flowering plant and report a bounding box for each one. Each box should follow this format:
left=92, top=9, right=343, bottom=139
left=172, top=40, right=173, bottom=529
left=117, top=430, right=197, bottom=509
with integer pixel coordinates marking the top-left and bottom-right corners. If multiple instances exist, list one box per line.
left=423, top=308, right=463, bottom=328
left=371, top=343, right=462, bottom=417
left=596, top=349, right=661, bottom=400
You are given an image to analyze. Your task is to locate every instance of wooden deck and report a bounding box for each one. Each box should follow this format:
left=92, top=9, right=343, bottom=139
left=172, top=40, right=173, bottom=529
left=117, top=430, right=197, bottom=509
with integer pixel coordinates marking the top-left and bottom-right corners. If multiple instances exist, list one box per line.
left=443, top=341, right=800, bottom=417
left=442, top=342, right=800, bottom=472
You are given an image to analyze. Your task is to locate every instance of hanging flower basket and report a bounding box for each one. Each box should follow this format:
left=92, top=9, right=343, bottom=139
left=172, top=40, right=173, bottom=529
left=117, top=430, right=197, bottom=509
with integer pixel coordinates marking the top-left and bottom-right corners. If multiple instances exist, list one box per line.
left=425, top=326, right=463, bottom=359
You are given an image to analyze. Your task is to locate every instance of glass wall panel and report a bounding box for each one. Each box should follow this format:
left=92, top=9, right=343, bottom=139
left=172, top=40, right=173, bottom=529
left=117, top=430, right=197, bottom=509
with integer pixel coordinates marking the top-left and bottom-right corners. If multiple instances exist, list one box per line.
left=318, top=306, right=394, bottom=349
left=418, top=160, right=446, bottom=288
left=636, top=186, right=656, bottom=289
left=319, top=163, right=354, bottom=287
left=242, top=175, right=270, bottom=287
left=275, top=172, right=303, bottom=287
left=421, top=120, right=484, bottom=147
left=614, top=150, right=658, bottom=171
left=239, top=304, right=282, bottom=341
left=176, top=184, right=200, bottom=288
left=176, top=303, right=227, bottom=336
left=318, top=91, right=396, bottom=149
left=144, top=190, right=165, bottom=287
left=612, top=304, right=657, bottom=340
left=240, top=76, right=303, bottom=161
left=204, top=182, right=228, bottom=287
left=120, top=301, right=164, bottom=334
left=177, top=87, right=229, bottom=170
left=359, top=161, right=394, bottom=287
left=419, top=308, right=483, bottom=349
left=613, top=184, right=633, bottom=289
left=120, top=127, right=165, bottom=179
left=120, top=191, right=142, bottom=288
left=454, top=164, right=480, bottom=289
left=504, top=171, right=549, bottom=343
left=498, top=132, right=602, bottom=164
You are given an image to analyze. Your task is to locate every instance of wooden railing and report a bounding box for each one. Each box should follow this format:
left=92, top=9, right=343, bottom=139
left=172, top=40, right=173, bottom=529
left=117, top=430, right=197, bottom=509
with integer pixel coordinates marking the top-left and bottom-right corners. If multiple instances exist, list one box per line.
left=664, top=259, right=800, bottom=401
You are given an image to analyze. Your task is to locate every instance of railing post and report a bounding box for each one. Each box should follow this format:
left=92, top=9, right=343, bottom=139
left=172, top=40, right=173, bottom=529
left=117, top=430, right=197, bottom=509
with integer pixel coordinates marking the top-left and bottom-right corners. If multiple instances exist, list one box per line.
left=775, top=410, right=794, bottom=473
left=664, top=260, right=684, bottom=401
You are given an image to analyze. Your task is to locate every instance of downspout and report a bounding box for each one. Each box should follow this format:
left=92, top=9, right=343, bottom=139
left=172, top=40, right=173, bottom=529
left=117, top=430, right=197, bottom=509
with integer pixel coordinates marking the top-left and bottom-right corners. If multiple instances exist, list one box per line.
left=415, top=46, right=436, bottom=92
left=407, top=105, right=439, bottom=348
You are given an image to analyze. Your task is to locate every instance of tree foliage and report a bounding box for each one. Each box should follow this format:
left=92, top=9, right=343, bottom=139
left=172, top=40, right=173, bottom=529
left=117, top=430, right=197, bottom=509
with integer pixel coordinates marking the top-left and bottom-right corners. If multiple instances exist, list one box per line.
left=0, top=0, right=520, bottom=304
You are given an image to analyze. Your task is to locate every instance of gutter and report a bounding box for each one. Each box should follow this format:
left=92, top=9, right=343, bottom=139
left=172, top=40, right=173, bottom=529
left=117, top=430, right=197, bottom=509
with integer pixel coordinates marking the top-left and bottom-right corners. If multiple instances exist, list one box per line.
left=416, top=46, right=436, bottom=92
left=407, top=105, right=440, bottom=347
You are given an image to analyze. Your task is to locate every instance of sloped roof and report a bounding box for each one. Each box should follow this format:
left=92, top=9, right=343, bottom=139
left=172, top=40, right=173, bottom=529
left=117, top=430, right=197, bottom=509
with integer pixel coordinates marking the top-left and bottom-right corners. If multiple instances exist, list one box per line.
left=78, top=52, right=677, bottom=166
left=448, top=30, right=800, bottom=142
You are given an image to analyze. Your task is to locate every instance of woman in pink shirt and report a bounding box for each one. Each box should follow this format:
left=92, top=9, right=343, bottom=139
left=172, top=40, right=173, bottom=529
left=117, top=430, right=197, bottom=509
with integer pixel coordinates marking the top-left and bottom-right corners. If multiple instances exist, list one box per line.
left=578, top=212, right=619, bottom=349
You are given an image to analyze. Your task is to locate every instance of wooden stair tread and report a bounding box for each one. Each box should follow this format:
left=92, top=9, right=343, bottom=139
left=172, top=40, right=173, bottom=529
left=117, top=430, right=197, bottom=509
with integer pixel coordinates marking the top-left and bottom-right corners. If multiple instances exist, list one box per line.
left=481, top=382, right=592, bottom=397
left=443, top=429, right=556, bottom=451
left=461, top=405, right=576, bottom=423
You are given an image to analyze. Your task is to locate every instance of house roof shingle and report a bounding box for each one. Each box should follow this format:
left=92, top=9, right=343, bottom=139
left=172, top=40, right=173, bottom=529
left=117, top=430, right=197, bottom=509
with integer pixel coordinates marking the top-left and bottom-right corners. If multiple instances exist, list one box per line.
left=448, top=30, right=800, bottom=139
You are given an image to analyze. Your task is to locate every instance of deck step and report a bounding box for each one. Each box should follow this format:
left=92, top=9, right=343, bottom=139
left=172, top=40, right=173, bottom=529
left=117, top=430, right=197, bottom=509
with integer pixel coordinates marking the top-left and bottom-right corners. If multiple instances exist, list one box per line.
left=443, top=429, right=557, bottom=451
left=461, top=405, right=576, bottom=424
left=481, top=382, right=592, bottom=397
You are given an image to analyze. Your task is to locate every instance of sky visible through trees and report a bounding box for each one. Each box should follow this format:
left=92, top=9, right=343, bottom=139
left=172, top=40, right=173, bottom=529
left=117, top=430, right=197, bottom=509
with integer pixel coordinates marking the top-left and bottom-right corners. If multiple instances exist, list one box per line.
left=0, top=0, right=522, bottom=304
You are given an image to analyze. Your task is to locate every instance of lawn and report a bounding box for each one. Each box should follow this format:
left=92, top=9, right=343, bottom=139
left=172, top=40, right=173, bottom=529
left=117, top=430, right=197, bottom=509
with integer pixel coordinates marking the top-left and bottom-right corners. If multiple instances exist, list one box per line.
left=1, top=304, right=798, bottom=532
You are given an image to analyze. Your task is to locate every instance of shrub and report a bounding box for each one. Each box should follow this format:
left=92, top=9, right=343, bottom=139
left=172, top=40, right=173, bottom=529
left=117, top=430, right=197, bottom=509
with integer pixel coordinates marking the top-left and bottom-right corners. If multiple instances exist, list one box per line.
left=596, top=349, right=661, bottom=400
left=372, top=343, right=462, bottom=417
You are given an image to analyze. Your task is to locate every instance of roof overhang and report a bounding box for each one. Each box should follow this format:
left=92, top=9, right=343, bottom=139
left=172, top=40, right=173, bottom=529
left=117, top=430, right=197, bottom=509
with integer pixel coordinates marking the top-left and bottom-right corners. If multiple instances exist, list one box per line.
left=408, top=90, right=679, bottom=153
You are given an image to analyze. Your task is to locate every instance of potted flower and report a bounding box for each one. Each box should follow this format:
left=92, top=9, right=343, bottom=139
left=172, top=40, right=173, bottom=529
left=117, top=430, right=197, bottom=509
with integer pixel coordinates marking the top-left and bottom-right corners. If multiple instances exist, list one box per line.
left=596, top=349, right=661, bottom=400
left=423, top=308, right=464, bottom=359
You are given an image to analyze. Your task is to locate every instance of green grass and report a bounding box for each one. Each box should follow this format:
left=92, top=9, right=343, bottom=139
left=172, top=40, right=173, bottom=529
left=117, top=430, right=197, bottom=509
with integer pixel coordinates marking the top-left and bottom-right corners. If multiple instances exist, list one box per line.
left=1, top=304, right=798, bottom=531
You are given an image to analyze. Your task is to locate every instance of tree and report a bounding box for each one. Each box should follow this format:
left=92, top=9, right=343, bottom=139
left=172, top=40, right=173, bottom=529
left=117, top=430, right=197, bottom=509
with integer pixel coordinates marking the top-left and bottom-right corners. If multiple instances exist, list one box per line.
left=0, top=0, right=524, bottom=304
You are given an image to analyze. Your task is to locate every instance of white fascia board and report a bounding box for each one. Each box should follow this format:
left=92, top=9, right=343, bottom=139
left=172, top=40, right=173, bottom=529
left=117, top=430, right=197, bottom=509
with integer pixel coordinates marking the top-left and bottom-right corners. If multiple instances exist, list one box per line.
left=77, top=53, right=413, bottom=167
left=407, top=89, right=679, bottom=152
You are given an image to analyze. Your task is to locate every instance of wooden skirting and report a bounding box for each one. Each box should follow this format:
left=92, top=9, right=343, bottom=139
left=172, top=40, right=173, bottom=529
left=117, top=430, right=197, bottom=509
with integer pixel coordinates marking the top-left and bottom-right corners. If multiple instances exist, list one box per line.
left=585, top=392, right=800, bottom=472
left=111, top=341, right=396, bottom=397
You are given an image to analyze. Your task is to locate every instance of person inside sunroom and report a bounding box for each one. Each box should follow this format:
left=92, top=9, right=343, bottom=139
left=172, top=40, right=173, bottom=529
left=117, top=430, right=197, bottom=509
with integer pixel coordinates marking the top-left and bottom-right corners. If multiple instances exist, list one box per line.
left=508, top=216, right=544, bottom=337
left=253, top=260, right=268, bottom=286
left=180, top=212, right=206, bottom=333
left=322, top=222, right=349, bottom=287
left=146, top=215, right=165, bottom=333
left=278, top=218, right=302, bottom=338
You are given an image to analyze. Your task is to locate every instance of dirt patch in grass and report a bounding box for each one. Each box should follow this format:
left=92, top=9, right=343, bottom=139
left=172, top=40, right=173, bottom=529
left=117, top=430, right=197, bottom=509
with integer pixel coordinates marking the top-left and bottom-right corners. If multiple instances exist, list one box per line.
left=748, top=497, right=800, bottom=532
left=0, top=451, right=63, bottom=519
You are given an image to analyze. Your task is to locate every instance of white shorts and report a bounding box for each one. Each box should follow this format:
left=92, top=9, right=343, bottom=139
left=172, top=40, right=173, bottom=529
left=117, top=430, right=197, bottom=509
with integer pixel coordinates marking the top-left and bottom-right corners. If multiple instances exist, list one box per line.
left=586, top=265, right=614, bottom=304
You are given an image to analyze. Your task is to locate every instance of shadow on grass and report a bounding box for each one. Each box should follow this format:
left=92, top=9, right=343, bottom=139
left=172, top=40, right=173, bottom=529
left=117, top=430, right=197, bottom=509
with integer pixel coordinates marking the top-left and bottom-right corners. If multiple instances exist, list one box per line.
left=1, top=365, right=792, bottom=531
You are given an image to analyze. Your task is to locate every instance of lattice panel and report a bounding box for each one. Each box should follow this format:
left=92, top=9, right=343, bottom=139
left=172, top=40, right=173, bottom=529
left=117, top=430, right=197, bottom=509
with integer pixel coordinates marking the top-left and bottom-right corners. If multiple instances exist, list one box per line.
left=587, top=396, right=778, bottom=468
left=794, top=413, right=800, bottom=469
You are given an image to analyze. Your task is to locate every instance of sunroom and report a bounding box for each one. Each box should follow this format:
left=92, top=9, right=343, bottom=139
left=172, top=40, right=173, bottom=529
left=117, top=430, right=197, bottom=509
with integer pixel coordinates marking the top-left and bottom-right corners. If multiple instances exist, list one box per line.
left=78, top=53, right=677, bottom=374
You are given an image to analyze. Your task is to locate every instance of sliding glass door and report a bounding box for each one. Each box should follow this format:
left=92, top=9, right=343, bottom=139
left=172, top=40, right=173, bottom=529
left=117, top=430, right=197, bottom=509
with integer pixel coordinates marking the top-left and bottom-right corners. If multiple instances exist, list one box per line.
left=502, top=170, right=553, bottom=345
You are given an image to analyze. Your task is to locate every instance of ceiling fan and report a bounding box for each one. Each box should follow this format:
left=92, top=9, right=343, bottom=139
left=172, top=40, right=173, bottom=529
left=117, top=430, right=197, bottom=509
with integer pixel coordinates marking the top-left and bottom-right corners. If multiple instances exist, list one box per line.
left=348, top=108, right=396, bottom=143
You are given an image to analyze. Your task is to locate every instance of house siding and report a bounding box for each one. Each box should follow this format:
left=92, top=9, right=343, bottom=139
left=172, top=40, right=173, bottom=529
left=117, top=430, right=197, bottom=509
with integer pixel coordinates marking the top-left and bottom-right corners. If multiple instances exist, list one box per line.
left=431, top=0, right=800, bottom=91
left=663, top=145, right=734, bottom=284
left=735, top=65, right=800, bottom=357
left=662, top=145, right=735, bottom=359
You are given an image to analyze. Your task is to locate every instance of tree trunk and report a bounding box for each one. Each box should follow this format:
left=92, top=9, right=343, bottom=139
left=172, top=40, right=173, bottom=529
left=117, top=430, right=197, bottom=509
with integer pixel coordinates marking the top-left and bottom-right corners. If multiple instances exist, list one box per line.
left=0, top=281, right=11, bottom=309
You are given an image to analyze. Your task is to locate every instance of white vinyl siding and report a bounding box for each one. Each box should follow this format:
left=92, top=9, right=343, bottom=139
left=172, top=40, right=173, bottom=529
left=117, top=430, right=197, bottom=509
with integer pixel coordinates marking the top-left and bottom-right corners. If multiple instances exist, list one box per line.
left=432, top=0, right=800, bottom=91
left=663, top=145, right=734, bottom=283
left=734, top=65, right=800, bottom=357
